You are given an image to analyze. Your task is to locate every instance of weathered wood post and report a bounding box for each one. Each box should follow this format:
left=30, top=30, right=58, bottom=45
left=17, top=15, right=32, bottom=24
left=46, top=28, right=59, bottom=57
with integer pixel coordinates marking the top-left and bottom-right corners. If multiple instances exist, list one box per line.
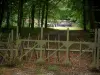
left=36, top=27, right=45, bottom=64
left=65, top=28, right=71, bottom=66
left=54, top=38, right=57, bottom=63
left=11, top=30, right=13, bottom=41
left=27, top=33, right=30, bottom=48
left=80, top=41, right=82, bottom=56
left=10, top=30, right=14, bottom=61
left=26, top=33, right=31, bottom=61
left=36, top=35, right=40, bottom=59
left=40, top=27, right=43, bottom=59
left=79, top=41, right=82, bottom=67
left=15, top=26, right=20, bottom=57
left=57, top=34, right=60, bottom=62
left=5, top=33, right=11, bottom=60
left=90, top=29, right=97, bottom=68
left=96, top=29, right=100, bottom=69
left=46, top=34, right=50, bottom=62
left=16, top=26, right=19, bottom=40
left=48, top=34, right=49, bottom=49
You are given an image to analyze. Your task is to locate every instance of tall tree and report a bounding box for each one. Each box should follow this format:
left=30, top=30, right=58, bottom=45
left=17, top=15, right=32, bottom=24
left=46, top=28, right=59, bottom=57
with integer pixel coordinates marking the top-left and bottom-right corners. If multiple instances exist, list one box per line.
left=0, top=0, right=6, bottom=28
left=31, top=2, right=35, bottom=29
left=41, top=0, right=45, bottom=27
left=6, top=0, right=10, bottom=28
left=38, top=6, right=41, bottom=27
left=29, top=12, right=31, bottom=27
left=83, top=0, right=87, bottom=31
left=37, top=0, right=41, bottom=27
left=45, top=0, right=49, bottom=28
left=88, top=0, right=95, bottom=29
left=17, top=0, right=24, bottom=33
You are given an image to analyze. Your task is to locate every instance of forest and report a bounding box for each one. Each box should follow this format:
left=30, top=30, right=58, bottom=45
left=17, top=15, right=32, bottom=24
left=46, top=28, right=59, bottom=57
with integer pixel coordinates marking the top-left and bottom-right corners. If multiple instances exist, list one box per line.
left=0, top=0, right=95, bottom=33
left=0, top=0, right=100, bottom=75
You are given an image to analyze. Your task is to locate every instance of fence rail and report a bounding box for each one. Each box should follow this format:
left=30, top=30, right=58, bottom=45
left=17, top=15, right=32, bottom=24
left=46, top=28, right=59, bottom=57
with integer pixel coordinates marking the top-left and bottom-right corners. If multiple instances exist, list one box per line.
left=0, top=28, right=100, bottom=70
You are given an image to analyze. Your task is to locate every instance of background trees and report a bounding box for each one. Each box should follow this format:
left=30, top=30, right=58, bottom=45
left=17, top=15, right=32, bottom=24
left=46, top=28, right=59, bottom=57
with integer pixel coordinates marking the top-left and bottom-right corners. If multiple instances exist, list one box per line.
left=0, top=0, right=95, bottom=32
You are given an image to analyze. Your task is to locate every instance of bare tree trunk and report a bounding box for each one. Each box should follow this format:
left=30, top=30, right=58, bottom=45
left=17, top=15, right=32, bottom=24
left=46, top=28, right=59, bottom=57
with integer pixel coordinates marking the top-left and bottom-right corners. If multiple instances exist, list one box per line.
left=29, top=12, right=31, bottom=27
left=88, top=0, right=95, bottom=30
left=31, top=4, right=35, bottom=29
left=38, top=7, right=41, bottom=27
left=6, top=0, right=10, bottom=29
left=22, top=19, right=24, bottom=27
left=45, top=0, right=49, bottom=28
left=37, top=0, right=41, bottom=27
left=83, top=0, right=87, bottom=31
left=0, top=0, right=5, bottom=28
left=17, top=0, right=23, bottom=34
left=41, top=2, right=45, bottom=27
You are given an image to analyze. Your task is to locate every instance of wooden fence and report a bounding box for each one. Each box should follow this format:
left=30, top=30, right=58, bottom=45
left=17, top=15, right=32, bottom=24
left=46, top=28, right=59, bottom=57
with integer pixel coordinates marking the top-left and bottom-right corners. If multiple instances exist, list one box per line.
left=0, top=27, right=100, bottom=70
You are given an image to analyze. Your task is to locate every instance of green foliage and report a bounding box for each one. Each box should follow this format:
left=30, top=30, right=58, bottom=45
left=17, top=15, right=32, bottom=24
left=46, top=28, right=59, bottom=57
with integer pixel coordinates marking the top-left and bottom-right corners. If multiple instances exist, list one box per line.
left=0, top=0, right=85, bottom=28
left=34, top=65, right=47, bottom=74
left=47, top=65, right=59, bottom=71
left=35, top=67, right=43, bottom=74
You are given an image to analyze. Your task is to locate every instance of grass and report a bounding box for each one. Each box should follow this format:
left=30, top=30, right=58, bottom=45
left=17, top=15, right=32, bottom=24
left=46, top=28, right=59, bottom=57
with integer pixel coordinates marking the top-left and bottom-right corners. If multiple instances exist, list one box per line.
left=48, top=27, right=83, bottom=30
left=0, top=26, right=83, bottom=40
left=47, top=65, right=59, bottom=71
left=0, top=26, right=83, bottom=36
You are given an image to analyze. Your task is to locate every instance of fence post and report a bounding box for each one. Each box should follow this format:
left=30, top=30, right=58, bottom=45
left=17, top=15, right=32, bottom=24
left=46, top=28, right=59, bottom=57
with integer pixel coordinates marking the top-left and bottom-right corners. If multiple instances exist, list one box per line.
left=41, top=27, right=43, bottom=40
left=96, top=29, right=100, bottom=69
left=16, top=26, right=19, bottom=40
left=90, top=29, right=97, bottom=68
left=10, top=30, right=14, bottom=61
left=27, top=33, right=30, bottom=48
left=54, top=38, right=57, bottom=63
left=48, top=34, right=49, bottom=49
left=36, top=34, right=39, bottom=59
left=36, top=27, right=45, bottom=64
left=80, top=41, right=82, bottom=56
left=57, top=34, right=60, bottom=62
left=40, top=27, right=43, bottom=58
left=15, top=33, right=20, bottom=57
left=11, top=30, right=13, bottom=41
left=65, top=28, right=71, bottom=66
left=79, top=41, right=82, bottom=67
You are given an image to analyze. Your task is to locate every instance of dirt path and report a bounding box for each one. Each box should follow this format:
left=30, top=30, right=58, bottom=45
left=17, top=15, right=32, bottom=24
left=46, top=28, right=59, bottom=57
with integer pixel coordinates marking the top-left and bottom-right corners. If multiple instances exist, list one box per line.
left=1, top=68, right=100, bottom=75
left=1, top=61, right=100, bottom=75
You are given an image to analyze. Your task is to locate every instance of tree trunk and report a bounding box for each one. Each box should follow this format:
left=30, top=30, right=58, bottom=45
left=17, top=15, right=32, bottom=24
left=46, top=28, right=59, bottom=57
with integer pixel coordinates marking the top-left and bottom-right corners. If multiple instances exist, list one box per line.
left=38, top=6, right=41, bottom=27
left=17, top=0, right=23, bottom=34
left=41, top=2, right=45, bottom=27
left=0, top=0, right=5, bottom=28
left=83, top=0, right=87, bottom=31
left=31, top=4, right=35, bottom=29
left=6, top=10, right=10, bottom=28
left=6, top=1, right=10, bottom=28
left=45, top=0, right=49, bottom=28
left=29, top=12, right=31, bottom=27
left=37, top=0, right=41, bottom=27
left=88, top=1, right=95, bottom=29
left=22, top=19, right=24, bottom=27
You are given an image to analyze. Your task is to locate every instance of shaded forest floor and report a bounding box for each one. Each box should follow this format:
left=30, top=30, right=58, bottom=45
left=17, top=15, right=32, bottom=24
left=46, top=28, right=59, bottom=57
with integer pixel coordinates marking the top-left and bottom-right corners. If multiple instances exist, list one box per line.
left=0, top=27, right=94, bottom=42
left=0, top=62, right=100, bottom=75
